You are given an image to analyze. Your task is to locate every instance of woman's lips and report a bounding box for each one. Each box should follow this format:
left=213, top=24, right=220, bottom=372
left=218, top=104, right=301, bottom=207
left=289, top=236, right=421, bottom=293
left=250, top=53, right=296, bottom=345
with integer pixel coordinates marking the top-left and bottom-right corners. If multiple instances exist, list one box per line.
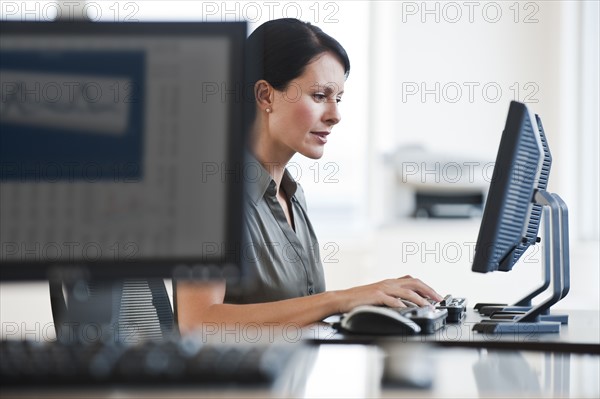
left=311, top=131, right=330, bottom=144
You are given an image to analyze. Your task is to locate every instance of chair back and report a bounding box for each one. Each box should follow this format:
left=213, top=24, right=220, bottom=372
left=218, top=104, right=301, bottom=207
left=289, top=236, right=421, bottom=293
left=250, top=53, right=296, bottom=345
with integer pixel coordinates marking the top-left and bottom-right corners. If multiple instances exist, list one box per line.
left=50, top=278, right=176, bottom=344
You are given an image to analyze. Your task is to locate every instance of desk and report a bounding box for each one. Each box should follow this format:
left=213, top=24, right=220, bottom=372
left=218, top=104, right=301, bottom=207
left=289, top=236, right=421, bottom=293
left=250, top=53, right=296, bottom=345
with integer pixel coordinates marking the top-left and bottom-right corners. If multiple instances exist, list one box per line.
left=2, top=309, right=598, bottom=398
left=311, top=309, right=600, bottom=353
left=380, top=346, right=599, bottom=398
left=2, top=344, right=598, bottom=398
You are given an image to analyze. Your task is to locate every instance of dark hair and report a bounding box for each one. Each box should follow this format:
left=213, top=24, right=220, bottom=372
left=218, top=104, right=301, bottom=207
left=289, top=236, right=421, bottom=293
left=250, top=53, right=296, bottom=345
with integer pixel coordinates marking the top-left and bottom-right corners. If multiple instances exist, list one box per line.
left=246, top=18, right=350, bottom=91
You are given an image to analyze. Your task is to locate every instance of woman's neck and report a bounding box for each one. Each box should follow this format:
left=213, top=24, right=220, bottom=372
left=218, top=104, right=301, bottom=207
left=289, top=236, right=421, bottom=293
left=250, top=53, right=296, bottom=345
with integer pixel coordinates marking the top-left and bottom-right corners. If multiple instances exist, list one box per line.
left=250, top=124, right=294, bottom=192
left=252, top=145, right=291, bottom=191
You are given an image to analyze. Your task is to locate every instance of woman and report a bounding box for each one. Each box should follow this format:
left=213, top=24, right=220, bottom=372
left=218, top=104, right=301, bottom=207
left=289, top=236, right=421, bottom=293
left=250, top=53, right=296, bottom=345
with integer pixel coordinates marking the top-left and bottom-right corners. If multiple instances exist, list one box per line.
left=176, top=18, right=442, bottom=334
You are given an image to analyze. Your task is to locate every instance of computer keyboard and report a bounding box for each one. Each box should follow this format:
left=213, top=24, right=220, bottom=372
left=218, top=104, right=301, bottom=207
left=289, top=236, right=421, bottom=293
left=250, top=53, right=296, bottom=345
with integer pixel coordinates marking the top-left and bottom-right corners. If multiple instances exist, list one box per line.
left=335, top=294, right=467, bottom=336
left=395, top=293, right=468, bottom=331
left=0, top=338, right=301, bottom=388
left=432, top=295, right=467, bottom=323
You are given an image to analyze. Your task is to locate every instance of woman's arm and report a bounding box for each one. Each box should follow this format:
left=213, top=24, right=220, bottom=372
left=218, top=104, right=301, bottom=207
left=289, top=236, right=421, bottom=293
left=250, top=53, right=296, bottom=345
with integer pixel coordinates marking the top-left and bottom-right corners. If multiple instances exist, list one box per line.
left=176, top=277, right=443, bottom=335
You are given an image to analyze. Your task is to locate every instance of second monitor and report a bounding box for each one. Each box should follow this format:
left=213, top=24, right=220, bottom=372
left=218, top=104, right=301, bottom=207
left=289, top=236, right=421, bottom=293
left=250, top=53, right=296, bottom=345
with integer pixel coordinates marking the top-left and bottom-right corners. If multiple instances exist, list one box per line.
left=471, top=101, right=570, bottom=333
left=0, top=21, right=249, bottom=282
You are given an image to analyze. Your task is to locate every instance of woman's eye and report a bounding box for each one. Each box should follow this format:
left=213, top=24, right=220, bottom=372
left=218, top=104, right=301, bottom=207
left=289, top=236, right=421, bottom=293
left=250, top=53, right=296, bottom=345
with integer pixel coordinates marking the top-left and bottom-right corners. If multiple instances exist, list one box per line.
left=313, top=93, right=326, bottom=101
left=336, top=97, right=342, bottom=104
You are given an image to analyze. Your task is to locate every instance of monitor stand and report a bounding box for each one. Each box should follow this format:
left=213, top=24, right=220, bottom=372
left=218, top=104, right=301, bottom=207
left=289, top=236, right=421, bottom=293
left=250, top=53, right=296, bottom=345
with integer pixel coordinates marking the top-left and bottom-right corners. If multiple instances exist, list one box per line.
left=475, top=200, right=569, bottom=324
left=472, top=190, right=570, bottom=334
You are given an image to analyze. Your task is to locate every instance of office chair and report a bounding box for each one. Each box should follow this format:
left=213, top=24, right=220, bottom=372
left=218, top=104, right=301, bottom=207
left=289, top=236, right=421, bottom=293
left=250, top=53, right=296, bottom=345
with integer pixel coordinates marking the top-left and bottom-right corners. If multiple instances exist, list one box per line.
left=50, top=278, right=176, bottom=344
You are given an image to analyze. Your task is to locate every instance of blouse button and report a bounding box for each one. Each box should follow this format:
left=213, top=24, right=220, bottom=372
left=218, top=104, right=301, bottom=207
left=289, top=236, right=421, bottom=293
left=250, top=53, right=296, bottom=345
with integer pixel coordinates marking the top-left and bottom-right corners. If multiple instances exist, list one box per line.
left=308, top=287, right=314, bottom=295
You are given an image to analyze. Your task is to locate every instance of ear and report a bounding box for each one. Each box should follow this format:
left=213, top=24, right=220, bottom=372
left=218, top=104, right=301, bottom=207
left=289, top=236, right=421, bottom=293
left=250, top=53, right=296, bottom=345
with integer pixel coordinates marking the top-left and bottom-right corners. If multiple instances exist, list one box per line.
left=254, top=80, right=274, bottom=111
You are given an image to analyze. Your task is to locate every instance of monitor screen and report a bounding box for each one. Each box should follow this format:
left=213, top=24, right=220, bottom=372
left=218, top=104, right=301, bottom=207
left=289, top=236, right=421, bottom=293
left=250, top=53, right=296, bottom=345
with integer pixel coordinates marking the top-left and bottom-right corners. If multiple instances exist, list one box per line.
left=472, top=101, right=550, bottom=273
left=0, top=21, right=248, bottom=281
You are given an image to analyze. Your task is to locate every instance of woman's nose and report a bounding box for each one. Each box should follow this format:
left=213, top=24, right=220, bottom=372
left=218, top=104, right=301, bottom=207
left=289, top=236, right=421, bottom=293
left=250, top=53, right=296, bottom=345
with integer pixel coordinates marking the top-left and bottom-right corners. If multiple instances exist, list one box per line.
left=324, top=102, right=341, bottom=125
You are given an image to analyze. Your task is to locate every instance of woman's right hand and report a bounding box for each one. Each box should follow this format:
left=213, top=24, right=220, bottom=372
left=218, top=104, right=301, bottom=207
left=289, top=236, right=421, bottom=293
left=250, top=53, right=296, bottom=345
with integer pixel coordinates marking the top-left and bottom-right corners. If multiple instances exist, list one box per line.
left=334, top=275, right=443, bottom=314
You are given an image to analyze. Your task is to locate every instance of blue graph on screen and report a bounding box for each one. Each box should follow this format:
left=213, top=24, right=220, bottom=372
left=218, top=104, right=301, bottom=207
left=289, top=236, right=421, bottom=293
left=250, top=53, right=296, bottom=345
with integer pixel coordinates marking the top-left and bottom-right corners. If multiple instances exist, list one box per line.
left=0, top=50, right=145, bottom=182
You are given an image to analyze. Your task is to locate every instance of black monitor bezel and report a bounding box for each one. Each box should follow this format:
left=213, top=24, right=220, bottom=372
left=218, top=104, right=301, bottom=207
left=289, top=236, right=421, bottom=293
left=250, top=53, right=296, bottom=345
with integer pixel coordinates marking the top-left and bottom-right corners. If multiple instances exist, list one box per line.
left=471, top=101, right=542, bottom=274
left=0, top=21, right=248, bottom=281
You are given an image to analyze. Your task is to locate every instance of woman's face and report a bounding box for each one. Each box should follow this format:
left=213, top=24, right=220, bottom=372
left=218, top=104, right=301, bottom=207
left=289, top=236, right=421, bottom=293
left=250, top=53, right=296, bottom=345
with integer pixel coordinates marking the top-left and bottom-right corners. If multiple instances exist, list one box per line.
left=267, top=52, right=345, bottom=160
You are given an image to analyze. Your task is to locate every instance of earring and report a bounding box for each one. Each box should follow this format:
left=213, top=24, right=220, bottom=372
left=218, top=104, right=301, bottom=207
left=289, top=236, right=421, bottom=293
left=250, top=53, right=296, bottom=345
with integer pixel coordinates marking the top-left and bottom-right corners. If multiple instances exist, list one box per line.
left=265, top=107, right=271, bottom=113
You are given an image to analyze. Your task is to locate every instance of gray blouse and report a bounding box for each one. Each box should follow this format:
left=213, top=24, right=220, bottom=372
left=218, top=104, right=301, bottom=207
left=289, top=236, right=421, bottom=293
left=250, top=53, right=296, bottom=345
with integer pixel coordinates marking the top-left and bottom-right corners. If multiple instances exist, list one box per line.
left=225, top=156, right=326, bottom=304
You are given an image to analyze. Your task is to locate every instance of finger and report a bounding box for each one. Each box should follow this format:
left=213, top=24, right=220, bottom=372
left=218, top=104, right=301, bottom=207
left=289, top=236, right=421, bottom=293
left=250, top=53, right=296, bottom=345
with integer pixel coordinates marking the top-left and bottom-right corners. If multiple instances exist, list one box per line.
left=398, top=289, right=433, bottom=307
left=401, top=279, right=443, bottom=302
left=417, top=287, right=443, bottom=303
left=383, top=296, right=406, bottom=308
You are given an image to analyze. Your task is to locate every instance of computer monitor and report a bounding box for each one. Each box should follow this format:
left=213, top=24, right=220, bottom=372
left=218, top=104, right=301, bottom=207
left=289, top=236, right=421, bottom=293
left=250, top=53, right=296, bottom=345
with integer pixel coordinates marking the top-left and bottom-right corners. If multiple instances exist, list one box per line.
left=470, top=101, right=570, bottom=334
left=472, top=101, right=548, bottom=274
left=0, top=21, right=249, bottom=283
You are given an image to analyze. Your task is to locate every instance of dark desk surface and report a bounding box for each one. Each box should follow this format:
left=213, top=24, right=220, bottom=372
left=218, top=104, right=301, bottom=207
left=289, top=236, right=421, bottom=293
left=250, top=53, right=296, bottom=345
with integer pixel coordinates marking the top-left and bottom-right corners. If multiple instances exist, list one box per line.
left=2, top=308, right=599, bottom=398
left=3, top=345, right=598, bottom=398
left=1, top=309, right=598, bottom=398
left=311, top=309, right=600, bottom=353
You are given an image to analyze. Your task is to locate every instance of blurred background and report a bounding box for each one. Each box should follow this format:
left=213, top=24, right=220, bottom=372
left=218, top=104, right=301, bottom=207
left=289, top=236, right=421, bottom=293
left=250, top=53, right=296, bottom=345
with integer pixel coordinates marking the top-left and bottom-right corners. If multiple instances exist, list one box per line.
left=1, top=1, right=598, bottom=340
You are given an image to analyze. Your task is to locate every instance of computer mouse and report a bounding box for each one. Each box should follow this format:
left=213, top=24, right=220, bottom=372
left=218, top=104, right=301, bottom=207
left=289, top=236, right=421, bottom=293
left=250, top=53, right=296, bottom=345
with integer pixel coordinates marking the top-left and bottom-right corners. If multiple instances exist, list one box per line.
left=340, top=305, right=421, bottom=335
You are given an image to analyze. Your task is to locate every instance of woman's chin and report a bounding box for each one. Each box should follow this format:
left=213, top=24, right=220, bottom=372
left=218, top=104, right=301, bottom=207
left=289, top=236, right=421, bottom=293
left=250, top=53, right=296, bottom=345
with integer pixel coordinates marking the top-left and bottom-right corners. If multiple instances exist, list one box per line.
left=299, top=147, right=325, bottom=160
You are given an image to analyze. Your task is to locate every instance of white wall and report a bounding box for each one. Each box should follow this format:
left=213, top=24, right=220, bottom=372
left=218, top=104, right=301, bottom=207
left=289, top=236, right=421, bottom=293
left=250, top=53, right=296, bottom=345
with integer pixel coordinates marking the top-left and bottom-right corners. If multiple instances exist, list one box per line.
left=367, top=1, right=598, bottom=239
left=361, top=0, right=599, bottom=311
